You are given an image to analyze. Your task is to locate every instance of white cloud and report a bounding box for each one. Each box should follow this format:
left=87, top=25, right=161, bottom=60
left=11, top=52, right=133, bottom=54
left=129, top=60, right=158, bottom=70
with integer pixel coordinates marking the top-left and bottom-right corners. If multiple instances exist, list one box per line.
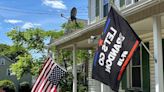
left=4, top=19, right=23, bottom=24
left=43, top=0, right=67, bottom=9
left=22, top=22, right=41, bottom=29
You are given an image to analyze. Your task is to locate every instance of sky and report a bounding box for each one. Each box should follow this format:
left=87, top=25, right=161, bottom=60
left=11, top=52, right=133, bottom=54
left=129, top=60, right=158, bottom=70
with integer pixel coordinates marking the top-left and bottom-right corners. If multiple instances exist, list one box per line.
left=0, top=0, right=88, bottom=45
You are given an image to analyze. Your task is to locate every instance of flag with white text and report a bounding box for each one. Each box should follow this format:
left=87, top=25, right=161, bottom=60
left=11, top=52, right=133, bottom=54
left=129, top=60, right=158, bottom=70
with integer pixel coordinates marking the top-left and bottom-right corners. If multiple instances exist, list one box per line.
left=92, top=7, right=141, bottom=91
left=32, top=57, right=66, bottom=92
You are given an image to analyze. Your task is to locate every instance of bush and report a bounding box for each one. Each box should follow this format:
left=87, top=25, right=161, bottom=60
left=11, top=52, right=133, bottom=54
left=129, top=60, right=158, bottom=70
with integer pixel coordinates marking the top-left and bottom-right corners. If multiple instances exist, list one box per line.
left=19, top=82, right=31, bottom=92
left=0, top=80, right=16, bottom=92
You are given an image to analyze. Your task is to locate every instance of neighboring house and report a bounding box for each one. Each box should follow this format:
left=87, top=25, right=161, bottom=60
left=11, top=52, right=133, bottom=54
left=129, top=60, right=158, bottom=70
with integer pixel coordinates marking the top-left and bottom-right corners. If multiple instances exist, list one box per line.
left=49, top=0, right=164, bottom=92
left=0, top=56, right=32, bottom=92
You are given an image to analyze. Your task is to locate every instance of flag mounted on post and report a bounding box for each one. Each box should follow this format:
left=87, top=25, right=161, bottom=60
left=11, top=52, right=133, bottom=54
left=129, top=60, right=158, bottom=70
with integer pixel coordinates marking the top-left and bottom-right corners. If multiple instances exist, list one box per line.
left=92, top=6, right=141, bottom=91
left=32, top=57, right=67, bottom=92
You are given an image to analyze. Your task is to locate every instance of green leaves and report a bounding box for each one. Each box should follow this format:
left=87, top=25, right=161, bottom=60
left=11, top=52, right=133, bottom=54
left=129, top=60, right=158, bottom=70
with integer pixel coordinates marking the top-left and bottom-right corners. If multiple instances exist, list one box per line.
left=6, top=27, right=64, bottom=79
left=62, top=21, right=84, bottom=34
left=0, top=80, right=16, bottom=92
left=0, top=44, right=10, bottom=56
left=7, top=28, right=64, bottom=52
left=31, top=59, right=44, bottom=76
left=10, top=54, right=32, bottom=79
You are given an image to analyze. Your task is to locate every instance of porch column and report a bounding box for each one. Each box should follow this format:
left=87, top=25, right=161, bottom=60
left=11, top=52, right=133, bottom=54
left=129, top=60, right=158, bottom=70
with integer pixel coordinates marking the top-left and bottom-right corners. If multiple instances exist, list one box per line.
left=101, top=83, right=113, bottom=92
left=73, top=44, right=77, bottom=92
left=153, top=15, right=164, bottom=92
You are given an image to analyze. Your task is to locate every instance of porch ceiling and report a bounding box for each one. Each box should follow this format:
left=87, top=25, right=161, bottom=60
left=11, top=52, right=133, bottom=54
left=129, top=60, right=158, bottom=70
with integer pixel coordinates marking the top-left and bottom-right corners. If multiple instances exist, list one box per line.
left=131, top=14, right=164, bottom=35
left=60, top=14, right=164, bottom=50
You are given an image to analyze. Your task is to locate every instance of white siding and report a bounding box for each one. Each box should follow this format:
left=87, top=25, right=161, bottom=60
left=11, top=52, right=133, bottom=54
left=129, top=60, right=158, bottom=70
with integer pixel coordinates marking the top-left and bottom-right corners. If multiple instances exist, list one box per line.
left=88, top=56, right=101, bottom=92
left=89, top=0, right=96, bottom=24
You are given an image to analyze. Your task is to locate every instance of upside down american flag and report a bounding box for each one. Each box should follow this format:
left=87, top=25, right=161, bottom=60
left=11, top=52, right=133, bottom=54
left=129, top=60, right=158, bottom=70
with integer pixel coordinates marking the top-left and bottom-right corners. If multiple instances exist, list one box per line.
left=31, top=57, right=66, bottom=92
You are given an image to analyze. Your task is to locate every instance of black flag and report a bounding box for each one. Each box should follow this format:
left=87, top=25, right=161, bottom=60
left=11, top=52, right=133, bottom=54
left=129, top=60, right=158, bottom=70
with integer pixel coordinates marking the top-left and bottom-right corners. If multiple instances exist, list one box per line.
left=92, top=7, right=141, bottom=91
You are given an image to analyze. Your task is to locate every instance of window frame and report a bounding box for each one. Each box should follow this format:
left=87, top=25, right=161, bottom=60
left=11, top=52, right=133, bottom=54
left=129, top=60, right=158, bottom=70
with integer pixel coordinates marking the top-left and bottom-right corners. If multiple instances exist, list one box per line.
left=0, top=58, right=5, bottom=65
left=103, top=0, right=109, bottom=17
left=125, top=0, right=134, bottom=7
left=129, top=44, right=143, bottom=90
left=125, top=0, right=140, bottom=7
left=7, top=68, right=11, bottom=76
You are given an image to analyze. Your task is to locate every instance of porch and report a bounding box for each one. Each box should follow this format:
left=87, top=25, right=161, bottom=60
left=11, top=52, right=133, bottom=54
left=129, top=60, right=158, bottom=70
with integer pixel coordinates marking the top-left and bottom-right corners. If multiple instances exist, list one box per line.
left=49, top=1, right=164, bottom=92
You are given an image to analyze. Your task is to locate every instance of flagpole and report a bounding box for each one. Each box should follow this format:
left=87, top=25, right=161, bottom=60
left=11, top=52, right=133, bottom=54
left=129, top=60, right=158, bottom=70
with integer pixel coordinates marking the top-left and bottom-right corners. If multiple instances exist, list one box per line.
left=141, top=41, right=157, bottom=63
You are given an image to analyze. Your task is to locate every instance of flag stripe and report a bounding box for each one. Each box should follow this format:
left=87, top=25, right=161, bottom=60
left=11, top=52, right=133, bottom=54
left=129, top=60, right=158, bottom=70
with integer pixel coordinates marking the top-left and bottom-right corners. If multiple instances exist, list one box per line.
left=40, top=64, right=56, bottom=92
left=36, top=77, right=45, bottom=92
left=93, top=51, right=99, bottom=66
left=47, top=84, right=53, bottom=92
left=103, top=18, right=110, bottom=33
left=45, top=81, right=51, bottom=91
left=51, top=85, right=57, bottom=92
left=38, top=77, right=46, bottom=92
left=42, top=80, right=49, bottom=92
left=35, top=61, right=54, bottom=92
left=31, top=58, right=52, bottom=92
left=117, top=40, right=139, bottom=80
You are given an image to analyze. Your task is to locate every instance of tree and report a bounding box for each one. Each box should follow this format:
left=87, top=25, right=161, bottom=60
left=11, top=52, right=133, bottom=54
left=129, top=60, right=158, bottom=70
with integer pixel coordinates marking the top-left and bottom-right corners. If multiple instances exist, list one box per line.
left=10, top=54, right=32, bottom=79
left=0, top=44, right=28, bottom=61
left=0, top=44, right=10, bottom=55
left=7, top=27, right=64, bottom=79
left=19, top=82, right=31, bottom=92
left=0, top=80, right=16, bottom=92
left=7, top=28, right=64, bottom=52
left=62, top=21, right=84, bottom=34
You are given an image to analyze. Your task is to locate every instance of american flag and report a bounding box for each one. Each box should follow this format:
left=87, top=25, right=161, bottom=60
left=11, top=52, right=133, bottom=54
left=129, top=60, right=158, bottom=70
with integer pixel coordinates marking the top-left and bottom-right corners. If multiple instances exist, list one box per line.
left=31, top=57, right=66, bottom=92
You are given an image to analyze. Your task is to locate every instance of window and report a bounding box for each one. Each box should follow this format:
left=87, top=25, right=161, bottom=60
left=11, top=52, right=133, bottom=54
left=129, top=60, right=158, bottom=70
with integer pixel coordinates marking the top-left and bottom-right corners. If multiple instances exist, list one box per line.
left=134, top=0, right=139, bottom=3
left=120, top=0, right=125, bottom=8
left=130, top=46, right=142, bottom=88
left=125, top=0, right=140, bottom=7
left=7, top=69, right=11, bottom=76
left=0, top=58, right=5, bottom=65
left=103, top=0, right=108, bottom=17
left=125, top=0, right=133, bottom=6
left=122, top=43, right=150, bottom=91
left=95, top=0, right=99, bottom=17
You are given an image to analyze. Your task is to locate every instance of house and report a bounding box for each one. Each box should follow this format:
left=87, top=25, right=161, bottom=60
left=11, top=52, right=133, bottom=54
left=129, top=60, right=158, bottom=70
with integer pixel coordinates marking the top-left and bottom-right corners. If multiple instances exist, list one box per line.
left=0, top=56, right=32, bottom=92
left=49, top=0, right=164, bottom=92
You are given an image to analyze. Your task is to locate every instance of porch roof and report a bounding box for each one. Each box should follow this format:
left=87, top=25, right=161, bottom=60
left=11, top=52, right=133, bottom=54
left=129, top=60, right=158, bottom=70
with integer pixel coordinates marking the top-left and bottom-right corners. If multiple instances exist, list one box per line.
left=49, top=1, right=164, bottom=49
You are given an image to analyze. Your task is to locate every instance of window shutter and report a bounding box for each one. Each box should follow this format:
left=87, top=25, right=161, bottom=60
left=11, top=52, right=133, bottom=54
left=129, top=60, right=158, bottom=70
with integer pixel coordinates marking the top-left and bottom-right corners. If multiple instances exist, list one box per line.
left=96, top=0, right=99, bottom=17
left=120, top=0, right=125, bottom=8
left=121, top=70, right=127, bottom=90
left=162, top=39, right=164, bottom=72
left=142, top=42, right=150, bottom=92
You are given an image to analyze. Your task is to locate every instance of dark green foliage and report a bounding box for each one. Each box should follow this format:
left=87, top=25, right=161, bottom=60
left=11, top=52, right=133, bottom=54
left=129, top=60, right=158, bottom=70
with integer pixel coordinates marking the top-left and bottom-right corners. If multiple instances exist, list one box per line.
left=59, top=72, right=73, bottom=92
left=62, top=21, right=84, bottom=34
left=0, top=44, right=28, bottom=61
left=0, top=80, right=16, bottom=92
left=7, top=28, right=64, bottom=52
left=19, top=82, right=31, bottom=92
left=0, top=44, right=10, bottom=55
left=59, top=71, right=87, bottom=92
left=31, top=60, right=44, bottom=76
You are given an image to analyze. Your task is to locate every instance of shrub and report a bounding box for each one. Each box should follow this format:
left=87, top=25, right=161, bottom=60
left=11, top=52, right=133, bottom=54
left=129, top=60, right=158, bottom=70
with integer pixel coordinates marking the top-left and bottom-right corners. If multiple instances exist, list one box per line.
left=0, top=80, right=16, bottom=92
left=19, top=82, right=31, bottom=92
